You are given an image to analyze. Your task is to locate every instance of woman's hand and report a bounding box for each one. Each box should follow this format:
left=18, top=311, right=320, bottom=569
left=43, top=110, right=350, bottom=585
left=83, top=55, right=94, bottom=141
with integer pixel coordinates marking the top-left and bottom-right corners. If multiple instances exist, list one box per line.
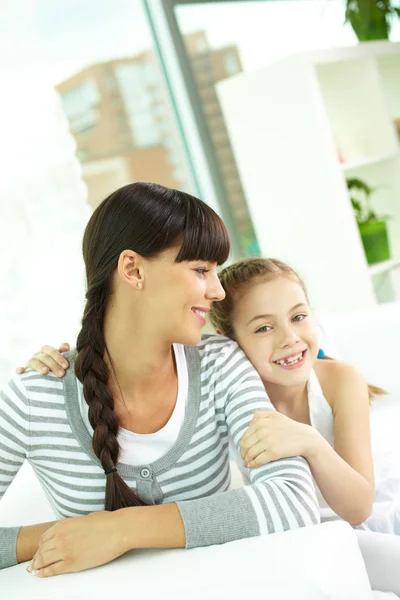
left=27, top=511, right=128, bottom=577
left=240, top=411, right=318, bottom=468
left=16, top=344, right=70, bottom=377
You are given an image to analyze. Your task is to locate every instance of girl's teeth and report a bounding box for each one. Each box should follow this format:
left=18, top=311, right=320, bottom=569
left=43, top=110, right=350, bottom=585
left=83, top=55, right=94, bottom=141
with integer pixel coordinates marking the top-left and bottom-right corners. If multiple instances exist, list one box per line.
left=276, top=352, right=303, bottom=365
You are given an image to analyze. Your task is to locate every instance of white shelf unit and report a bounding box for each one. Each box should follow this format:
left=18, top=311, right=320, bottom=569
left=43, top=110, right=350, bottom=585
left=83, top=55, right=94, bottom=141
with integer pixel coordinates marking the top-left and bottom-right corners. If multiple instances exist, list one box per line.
left=217, top=41, right=400, bottom=313
left=340, top=150, right=400, bottom=172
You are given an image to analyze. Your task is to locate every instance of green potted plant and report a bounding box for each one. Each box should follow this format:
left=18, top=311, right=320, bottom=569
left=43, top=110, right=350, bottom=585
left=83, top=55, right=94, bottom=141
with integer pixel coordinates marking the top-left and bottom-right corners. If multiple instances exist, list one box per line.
left=345, top=0, right=400, bottom=41
left=346, top=177, right=391, bottom=265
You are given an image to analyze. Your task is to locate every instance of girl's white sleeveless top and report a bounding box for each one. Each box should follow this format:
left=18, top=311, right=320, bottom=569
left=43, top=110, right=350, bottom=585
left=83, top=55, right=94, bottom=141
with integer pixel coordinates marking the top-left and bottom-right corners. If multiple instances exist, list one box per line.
left=308, top=368, right=400, bottom=534
left=307, top=369, right=336, bottom=521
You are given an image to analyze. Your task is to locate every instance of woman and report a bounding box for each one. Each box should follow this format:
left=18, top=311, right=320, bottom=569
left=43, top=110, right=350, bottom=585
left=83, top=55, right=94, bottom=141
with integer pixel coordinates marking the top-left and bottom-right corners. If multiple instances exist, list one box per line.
left=1, top=183, right=319, bottom=576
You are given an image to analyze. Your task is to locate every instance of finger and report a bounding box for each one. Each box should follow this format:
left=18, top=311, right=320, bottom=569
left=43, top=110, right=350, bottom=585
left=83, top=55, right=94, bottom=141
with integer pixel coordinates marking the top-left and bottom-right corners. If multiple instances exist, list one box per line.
left=25, top=358, right=52, bottom=375
left=15, top=366, right=27, bottom=374
left=241, top=419, right=266, bottom=444
left=29, top=560, right=65, bottom=578
left=30, top=547, right=59, bottom=571
left=27, top=353, right=65, bottom=377
left=241, top=430, right=266, bottom=456
left=240, top=436, right=254, bottom=459
left=240, top=425, right=256, bottom=448
left=244, top=440, right=270, bottom=466
left=252, top=411, right=271, bottom=421
left=58, top=343, right=70, bottom=356
left=240, top=432, right=255, bottom=458
left=245, top=419, right=271, bottom=438
left=247, top=450, right=272, bottom=468
left=240, top=443, right=247, bottom=461
left=39, top=525, right=57, bottom=546
left=41, top=346, right=70, bottom=370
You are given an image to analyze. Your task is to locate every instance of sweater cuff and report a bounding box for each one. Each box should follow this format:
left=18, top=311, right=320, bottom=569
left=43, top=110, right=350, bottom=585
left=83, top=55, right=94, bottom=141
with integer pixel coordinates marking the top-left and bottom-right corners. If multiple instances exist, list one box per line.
left=0, top=526, right=21, bottom=570
left=176, top=488, right=259, bottom=549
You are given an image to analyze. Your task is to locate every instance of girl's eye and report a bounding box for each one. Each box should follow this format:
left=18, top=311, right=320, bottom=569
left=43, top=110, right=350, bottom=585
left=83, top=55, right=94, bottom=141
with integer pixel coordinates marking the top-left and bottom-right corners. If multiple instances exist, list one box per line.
left=255, top=325, right=272, bottom=334
left=292, top=314, right=307, bottom=322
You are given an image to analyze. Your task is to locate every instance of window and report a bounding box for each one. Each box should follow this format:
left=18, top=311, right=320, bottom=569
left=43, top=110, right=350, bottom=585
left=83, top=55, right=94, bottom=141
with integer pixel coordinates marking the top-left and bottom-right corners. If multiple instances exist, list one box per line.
left=223, top=54, right=239, bottom=76
left=60, top=80, right=100, bottom=133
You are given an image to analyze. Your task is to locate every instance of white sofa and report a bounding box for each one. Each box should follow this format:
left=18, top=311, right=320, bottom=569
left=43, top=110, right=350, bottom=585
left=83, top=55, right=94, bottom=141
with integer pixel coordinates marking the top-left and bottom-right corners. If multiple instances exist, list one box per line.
left=1, top=301, right=399, bottom=599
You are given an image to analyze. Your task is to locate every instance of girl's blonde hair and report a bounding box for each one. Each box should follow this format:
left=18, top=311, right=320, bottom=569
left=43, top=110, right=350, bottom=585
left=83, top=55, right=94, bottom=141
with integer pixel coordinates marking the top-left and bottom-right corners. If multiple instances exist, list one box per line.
left=210, top=257, right=386, bottom=401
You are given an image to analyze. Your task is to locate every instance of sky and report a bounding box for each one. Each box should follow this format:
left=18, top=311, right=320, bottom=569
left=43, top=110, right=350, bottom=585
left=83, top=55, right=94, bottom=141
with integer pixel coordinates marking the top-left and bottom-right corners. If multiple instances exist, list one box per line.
left=2, top=0, right=399, bottom=85
left=26, top=0, right=398, bottom=86
left=34, top=0, right=151, bottom=84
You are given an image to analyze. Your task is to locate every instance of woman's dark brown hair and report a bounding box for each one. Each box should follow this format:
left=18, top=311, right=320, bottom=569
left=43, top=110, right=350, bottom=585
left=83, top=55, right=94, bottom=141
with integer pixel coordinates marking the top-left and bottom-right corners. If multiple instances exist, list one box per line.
left=74, top=182, right=230, bottom=511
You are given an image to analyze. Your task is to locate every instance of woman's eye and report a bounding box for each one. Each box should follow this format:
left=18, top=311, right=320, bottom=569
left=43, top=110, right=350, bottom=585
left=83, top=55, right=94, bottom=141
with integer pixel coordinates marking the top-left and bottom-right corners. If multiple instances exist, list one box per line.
left=195, top=268, right=209, bottom=275
left=255, top=325, right=272, bottom=334
left=292, top=314, right=307, bottom=322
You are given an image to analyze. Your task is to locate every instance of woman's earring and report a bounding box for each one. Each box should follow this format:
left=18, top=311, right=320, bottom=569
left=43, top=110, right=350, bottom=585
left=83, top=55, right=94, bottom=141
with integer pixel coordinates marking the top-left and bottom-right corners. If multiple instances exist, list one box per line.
left=137, top=282, right=142, bottom=289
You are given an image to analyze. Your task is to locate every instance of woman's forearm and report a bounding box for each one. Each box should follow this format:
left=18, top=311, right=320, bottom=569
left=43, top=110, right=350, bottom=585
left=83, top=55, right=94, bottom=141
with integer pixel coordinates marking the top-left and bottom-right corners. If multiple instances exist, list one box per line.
left=305, top=430, right=374, bottom=526
left=117, top=503, right=185, bottom=553
left=16, top=521, right=58, bottom=563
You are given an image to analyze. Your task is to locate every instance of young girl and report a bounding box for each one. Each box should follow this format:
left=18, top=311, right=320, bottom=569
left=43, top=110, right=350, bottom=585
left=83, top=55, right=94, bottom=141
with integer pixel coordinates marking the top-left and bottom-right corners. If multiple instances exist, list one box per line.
left=0, top=186, right=320, bottom=576
left=209, top=257, right=395, bottom=531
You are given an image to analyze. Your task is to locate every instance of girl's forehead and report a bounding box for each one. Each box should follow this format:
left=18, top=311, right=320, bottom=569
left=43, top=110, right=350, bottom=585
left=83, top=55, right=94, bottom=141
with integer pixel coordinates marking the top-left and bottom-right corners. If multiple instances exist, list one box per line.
left=236, top=277, right=307, bottom=312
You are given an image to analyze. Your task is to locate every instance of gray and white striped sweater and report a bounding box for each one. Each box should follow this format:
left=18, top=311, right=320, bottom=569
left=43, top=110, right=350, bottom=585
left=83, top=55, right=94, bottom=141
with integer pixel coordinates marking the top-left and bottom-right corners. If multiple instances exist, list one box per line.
left=0, top=335, right=320, bottom=569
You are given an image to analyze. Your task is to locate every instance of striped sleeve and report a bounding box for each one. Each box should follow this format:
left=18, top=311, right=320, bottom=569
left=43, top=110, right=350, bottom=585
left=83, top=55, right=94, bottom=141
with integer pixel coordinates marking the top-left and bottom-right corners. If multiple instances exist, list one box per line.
left=0, top=376, right=30, bottom=569
left=177, top=340, right=320, bottom=548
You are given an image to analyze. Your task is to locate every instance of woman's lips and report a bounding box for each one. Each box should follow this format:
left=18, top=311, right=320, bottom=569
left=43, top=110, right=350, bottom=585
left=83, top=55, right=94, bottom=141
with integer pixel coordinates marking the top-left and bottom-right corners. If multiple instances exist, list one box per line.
left=192, top=308, right=206, bottom=326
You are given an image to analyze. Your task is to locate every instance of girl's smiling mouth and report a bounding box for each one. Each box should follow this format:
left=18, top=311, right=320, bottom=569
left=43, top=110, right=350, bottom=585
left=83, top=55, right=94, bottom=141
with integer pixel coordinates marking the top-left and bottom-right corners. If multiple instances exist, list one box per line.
left=273, top=349, right=307, bottom=370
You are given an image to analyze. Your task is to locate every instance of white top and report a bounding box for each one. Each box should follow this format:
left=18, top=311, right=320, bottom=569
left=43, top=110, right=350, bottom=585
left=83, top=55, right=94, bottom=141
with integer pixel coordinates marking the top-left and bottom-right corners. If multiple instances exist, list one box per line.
left=308, top=368, right=400, bottom=534
left=78, top=343, right=188, bottom=465
left=307, top=369, right=336, bottom=520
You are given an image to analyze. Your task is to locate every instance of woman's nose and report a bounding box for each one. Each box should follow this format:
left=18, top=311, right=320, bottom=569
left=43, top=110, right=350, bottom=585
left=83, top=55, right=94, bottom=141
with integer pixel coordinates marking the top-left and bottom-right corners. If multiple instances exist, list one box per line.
left=206, top=275, right=226, bottom=302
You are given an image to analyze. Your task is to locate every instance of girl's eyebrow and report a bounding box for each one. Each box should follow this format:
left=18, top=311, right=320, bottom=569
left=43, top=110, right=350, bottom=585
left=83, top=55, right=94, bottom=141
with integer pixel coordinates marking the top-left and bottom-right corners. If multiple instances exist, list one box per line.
left=246, top=303, right=308, bottom=326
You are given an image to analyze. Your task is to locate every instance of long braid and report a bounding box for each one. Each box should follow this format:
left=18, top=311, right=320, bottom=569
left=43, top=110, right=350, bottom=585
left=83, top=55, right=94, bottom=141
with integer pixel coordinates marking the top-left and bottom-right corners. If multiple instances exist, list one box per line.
left=75, top=284, right=145, bottom=510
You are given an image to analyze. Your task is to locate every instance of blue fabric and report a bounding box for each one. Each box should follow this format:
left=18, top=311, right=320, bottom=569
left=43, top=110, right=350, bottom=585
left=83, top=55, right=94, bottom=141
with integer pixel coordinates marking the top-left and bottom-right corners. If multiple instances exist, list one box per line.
left=317, top=349, right=325, bottom=359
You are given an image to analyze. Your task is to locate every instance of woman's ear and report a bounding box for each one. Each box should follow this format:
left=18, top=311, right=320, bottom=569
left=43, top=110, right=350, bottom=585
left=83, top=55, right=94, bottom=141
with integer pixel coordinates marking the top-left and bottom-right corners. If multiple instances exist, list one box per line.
left=216, top=328, right=225, bottom=336
left=117, top=250, right=144, bottom=288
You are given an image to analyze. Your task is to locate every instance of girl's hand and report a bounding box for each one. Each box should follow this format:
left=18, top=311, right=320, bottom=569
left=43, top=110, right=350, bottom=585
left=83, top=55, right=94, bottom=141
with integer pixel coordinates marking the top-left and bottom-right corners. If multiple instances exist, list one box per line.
left=16, top=344, right=70, bottom=377
left=240, top=411, right=318, bottom=468
left=27, top=511, right=128, bottom=578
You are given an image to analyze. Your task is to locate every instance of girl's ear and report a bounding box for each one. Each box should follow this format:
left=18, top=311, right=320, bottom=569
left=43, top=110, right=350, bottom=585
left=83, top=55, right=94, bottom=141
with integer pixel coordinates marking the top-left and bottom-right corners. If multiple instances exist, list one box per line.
left=215, top=328, right=225, bottom=336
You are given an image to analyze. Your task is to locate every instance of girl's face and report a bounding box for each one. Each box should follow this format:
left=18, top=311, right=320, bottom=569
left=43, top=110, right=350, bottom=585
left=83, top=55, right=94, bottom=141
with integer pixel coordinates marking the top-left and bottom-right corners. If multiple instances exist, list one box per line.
left=231, top=277, right=319, bottom=387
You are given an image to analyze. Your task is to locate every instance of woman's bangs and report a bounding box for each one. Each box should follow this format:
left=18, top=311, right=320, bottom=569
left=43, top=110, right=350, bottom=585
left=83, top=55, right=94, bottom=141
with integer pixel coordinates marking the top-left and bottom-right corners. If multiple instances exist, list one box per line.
left=175, top=203, right=230, bottom=265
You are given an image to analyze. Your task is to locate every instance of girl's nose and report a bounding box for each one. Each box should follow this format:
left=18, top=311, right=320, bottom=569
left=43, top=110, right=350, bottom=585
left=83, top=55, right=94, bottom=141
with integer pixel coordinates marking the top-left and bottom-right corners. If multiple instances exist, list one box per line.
left=279, top=326, right=300, bottom=347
